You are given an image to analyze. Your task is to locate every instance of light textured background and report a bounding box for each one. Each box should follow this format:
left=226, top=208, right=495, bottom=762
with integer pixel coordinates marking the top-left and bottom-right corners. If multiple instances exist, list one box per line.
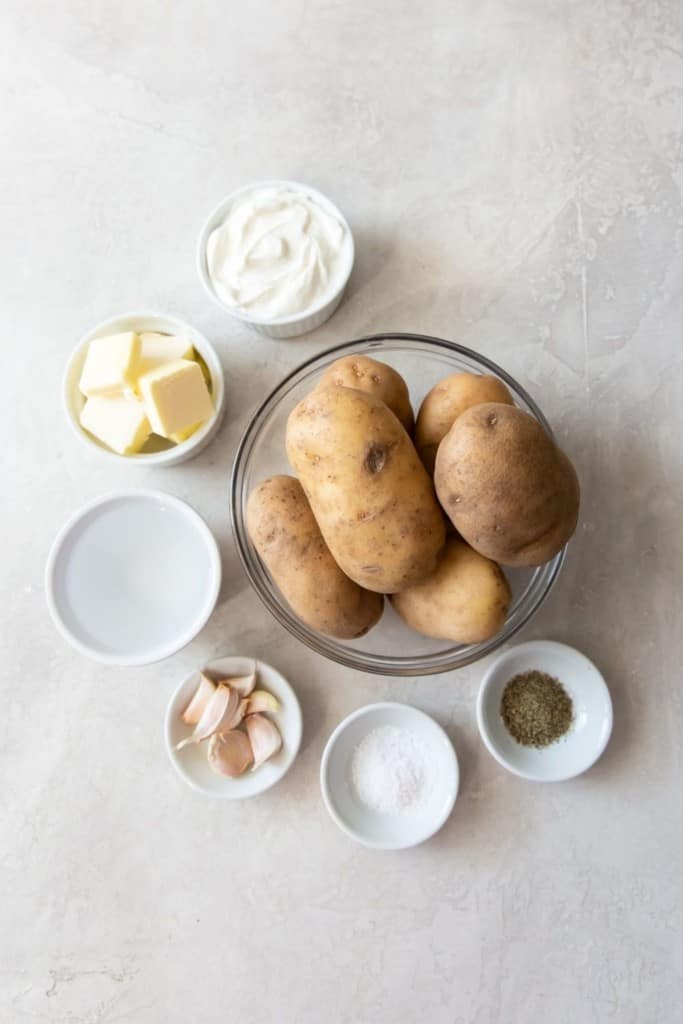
left=2, top=1, right=682, bottom=1022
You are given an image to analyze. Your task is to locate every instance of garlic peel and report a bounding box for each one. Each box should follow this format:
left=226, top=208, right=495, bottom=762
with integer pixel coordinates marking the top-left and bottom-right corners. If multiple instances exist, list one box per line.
left=245, top=713, right=282, bottom=768
left=176, top=684, right=239, bottom=750
left=246, top=690, right=280, bottom=715
left=208, top=730, right=253, bottom=777
left=181, top=672, right=216, bottom=725
left=217, top=662, right=257, bottom=697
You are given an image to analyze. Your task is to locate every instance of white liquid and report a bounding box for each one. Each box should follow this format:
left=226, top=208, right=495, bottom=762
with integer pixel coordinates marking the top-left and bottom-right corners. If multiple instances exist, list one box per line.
left=53, top=496, right=217, bottom=657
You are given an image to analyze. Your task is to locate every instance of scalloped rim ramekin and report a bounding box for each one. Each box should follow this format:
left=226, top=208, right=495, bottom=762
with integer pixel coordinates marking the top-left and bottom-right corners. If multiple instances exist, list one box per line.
left=196, top=180, right=355, bottom=339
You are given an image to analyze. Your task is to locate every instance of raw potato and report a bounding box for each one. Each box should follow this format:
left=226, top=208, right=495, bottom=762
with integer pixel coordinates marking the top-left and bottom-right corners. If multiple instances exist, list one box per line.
left=391, top=537, right=512, bottom=643
left=415, top=372, right=514, bottom=472
left=434, top=403, right=580, bottom=567
left=247, top=475, right=383, bottom=639
left=286, top=386, right=445, bottom=593
left=317, top=354, right=414, bottom=433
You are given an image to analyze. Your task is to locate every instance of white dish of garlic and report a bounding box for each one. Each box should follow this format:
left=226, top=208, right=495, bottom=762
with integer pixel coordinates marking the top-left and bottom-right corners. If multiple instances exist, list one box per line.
left=165, top=655, right=302, bottom=798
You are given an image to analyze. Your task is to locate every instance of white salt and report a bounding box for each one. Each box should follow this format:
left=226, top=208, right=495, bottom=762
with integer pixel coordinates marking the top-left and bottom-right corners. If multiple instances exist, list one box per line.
left=350, top=725, right=429, bottom=815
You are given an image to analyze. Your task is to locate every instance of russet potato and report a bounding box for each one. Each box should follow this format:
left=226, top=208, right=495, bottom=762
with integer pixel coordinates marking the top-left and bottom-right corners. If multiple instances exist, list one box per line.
left=317, top=354, right=414, bottom=433
left=247, top=475, right=383, bottom=639
left=391, top=537, right=512, bottom=643
left=286, top=385, right=445, bottom=593
left=434, top=402, right=580, bottom=567
left=415, top=372, right=514, bottom=473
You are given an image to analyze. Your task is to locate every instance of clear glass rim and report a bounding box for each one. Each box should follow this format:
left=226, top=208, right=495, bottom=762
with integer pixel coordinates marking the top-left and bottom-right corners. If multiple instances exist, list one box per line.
left=230, top=333, right=567, bottom=676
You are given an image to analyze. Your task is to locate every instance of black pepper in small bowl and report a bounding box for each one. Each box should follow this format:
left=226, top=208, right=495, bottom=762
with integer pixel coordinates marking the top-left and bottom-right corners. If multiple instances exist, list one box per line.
left=500, top=670, right=573, bottom=748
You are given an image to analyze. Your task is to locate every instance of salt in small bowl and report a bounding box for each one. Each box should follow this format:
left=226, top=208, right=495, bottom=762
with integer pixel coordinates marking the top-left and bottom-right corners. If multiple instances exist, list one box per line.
left=320, top=702, right=459, bottom=850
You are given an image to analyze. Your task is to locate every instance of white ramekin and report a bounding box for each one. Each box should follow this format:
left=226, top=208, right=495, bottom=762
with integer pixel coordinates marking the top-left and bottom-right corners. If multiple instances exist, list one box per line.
left=196, top=180, right=355, bottom=339
left=63, top=311, right=226, bottom=466
left=45, top=490, right=222, bottom=665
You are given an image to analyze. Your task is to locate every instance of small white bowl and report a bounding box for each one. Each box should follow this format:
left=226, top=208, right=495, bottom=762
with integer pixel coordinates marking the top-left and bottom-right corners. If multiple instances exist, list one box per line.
left=45, top=490, right=221, bottom=666
left=320, top=702, right=459, bottom=850
left=165, top=656, right=302, bottom=798
left=197, top=180, right=355, bottom=339
left=477, top=640, right=613, bottom=782
left=63, top=311, right=226, bottom=466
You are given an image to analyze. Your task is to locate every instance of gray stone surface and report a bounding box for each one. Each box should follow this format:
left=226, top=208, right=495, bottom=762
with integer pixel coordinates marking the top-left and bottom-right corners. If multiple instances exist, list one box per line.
left=1, top=1, right=682, bottom=1021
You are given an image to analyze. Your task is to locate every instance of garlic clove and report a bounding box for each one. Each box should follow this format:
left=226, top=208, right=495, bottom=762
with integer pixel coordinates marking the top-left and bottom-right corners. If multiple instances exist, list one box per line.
left=216, top=662, right=257, bottom=697
left=225, top=697, right=250, bottom=731
left=207, top=730, right=253, bottom=777
left=245, top=713, right=282, bottom=768
left=176, top=684, right=239, bottom=750
left=246, top=689, right=280, bottom=715
left=181, top=672, right=216, bottom=725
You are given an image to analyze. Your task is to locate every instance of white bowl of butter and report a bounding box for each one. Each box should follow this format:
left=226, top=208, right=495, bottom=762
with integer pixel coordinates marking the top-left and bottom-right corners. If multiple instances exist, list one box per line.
left=64, top=312, right=225, bottom=465
left=197, top=181, right=354, bottom=339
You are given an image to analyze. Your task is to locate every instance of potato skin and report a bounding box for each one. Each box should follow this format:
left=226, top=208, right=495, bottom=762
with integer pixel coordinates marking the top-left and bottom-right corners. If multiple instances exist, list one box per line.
left=416, top=373, right=514, bottom=473
left=317, top=355, right=414, bottom=433
left=286, top=386, right=445, bottom=593
left=247, top=475, right=383, bottom=639
left=391, top=537, right=512, bottom=643
left=434, top=403, right=580, bottom=567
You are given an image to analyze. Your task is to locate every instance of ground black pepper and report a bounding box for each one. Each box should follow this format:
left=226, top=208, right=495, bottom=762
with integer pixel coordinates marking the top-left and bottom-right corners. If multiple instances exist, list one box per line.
left=500, top=670, right=573, bottom=748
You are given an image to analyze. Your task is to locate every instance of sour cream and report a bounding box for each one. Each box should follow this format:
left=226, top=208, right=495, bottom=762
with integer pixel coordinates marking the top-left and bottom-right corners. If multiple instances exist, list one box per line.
left=206, top=185, right=350, bottom=320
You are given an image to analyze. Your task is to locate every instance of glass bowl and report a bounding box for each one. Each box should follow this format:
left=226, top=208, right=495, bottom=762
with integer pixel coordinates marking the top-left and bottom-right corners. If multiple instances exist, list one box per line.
left=230, top=334, right=566, bottom=676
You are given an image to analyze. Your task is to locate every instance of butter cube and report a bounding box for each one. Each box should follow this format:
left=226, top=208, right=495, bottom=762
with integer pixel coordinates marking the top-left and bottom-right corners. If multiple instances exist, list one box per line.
left=80, top=395, right=151, bottom=455
left=137, top=332, right=195, bottom=377
left=169, top=421, right=202, bottom=445
left=138, top=359, right=214, bottom=439
left=79, top=332, right=140, bottom=396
